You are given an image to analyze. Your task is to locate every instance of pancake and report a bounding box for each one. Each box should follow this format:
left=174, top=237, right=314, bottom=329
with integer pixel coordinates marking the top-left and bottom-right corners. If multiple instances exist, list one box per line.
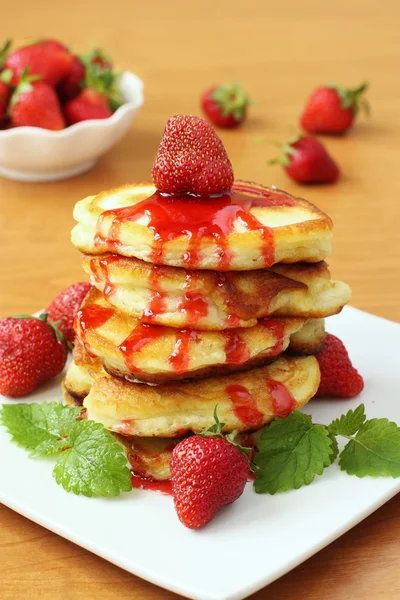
left=83, top=253, right=350, bottom=329
left=72, top=180, right=333, bottom=271
left=75, top=287, right=324, bottom=383
left=83, top=355, right=320, bottom=437
left=63, top=378, right=264, bottom=481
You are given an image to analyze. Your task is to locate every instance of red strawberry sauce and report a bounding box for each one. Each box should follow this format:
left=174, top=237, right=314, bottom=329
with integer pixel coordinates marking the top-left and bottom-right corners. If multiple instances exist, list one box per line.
left=76, top=305, right=114, bottom=331
left=95, top=185, right=294, bottom=271
left=226, top=384, right=264, bottom=428
left=131, top=473, right=173, bottom=495
left=267, top=379, right=296, bottom=417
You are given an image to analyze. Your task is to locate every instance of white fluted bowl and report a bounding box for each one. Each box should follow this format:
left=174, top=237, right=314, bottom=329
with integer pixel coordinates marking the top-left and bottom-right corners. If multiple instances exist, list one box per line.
left=0, top=71, right=144, bottom=182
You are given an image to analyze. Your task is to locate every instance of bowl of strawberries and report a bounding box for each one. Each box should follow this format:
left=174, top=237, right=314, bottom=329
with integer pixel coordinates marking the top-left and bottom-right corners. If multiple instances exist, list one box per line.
left=0, top=39, right=143, bottom=182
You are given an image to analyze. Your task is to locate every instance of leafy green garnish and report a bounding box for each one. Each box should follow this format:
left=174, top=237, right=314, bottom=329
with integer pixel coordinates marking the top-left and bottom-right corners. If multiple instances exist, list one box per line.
left=0, top=403, right=81, bottom=456
left=339, top=419, right=400, bottom=477
left=254, top=404, right=400, bottom=494
left=254, top=412, right=334, bottom=494
left=328, top=404, right=366, bottom=437
left=53, top=420, right=132, bottom=496
left=0, top=403, right=132, bottom=497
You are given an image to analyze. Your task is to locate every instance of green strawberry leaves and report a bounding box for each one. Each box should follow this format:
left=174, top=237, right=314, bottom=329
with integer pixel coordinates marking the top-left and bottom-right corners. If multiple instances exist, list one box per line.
left=0, top=402, right=132, bottom=497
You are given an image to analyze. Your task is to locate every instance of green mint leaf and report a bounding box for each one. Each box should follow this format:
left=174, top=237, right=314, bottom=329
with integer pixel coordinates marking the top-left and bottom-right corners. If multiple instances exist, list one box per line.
left=254, top=411, right=334, bottom=494
left=327, top=428, right=339, bottom=463
left=328, top=404, right=366, bottom=437
left=0, top=403, right=82, bottom=457
left=53, top=420, right=132, bottom=497
left=339, top=418, right=400, bottom=477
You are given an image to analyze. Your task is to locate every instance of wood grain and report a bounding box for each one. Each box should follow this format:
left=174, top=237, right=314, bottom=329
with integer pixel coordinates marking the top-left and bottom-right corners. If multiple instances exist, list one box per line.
left=1, top=0, right=400, bottom=598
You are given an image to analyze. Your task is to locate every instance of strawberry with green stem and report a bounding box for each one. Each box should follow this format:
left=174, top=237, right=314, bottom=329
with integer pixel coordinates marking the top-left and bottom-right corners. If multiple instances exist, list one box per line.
left=64, top=64, right=123, bottom=124
left=300, top=82, right=369, bottom=135
left=269, top=134, right=340, bottom=184
left=201, top=83, right=251, bottom=128
left=0, top=313, right=68, bottom=398
left=4, top=38, right=73, bottom=86
left=170, top=407, right=250, bottom=529
left=9, top=68, right=65, bottom=130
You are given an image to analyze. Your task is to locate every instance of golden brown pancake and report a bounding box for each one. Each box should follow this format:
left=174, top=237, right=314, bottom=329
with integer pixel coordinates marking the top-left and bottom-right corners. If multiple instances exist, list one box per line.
left=82, top=355, right=320, bottom=437
left=72, top=181, right=332, bottom=271
left=75, top=287, right=324, bottom=384
left=82, top=253, right=350, bottom=329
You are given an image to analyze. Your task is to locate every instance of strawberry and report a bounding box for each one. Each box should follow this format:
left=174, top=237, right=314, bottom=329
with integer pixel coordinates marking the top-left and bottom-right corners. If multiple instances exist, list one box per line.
left=9, top=70, right=65, bottom=130
left=315, top=334, right=364, bottom=398
left=300, top=82, right=369, bottom=135
left=201, top=83, right=250, bottom=128
left=4, top=39, right=73, bottom=86
left=269, top=135, right=339, bottom=184
left=46, top=282, right=92, bottom=345
left=63, top=65, right=121, bottom=124
left=57, top=55, right=86, bottom=102
left=152, top=115, right=234, bottom=196
left=0, top=69, right=12, bottom=125
left=170, top=435, right=248, bottom=529
left=0, top=314, right=68, bottom=398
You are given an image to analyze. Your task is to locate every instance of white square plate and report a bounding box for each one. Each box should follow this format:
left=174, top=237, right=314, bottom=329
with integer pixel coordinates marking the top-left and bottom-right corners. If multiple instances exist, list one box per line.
left=1, top=306, right=400, bottom=600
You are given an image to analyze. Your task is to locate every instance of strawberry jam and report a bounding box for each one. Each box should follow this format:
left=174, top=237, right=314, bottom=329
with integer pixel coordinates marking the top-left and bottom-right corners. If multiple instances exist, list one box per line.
left=223, top=331, right=250, bottom=365
left=226, top=384, right=264, bottom=429
left=131, top=473, right=173, bottom=495
left=77, top=305, right=114, bottom=331
left=95, top=185, right=294, bottom=270
left=268, top=379, right=296, bottom=417
left=261, top=319, right=285, bottom=355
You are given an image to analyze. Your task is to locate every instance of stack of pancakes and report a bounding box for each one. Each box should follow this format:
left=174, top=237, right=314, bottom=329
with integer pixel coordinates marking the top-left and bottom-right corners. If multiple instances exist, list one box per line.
left=63, top=180, right=351, bottom=481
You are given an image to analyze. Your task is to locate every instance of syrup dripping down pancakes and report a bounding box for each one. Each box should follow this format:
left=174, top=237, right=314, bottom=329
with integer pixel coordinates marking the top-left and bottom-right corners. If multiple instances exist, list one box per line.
left=66, top=122, right=350, bottom=483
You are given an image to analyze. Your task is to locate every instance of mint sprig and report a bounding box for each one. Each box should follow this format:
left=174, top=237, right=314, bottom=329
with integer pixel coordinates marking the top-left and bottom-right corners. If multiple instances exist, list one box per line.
left=0, top=403, right=81, bottom=456
left=53, top=420, right=132, bottom=497
left=0, top=403, right=132, bottom=497
left=254, top=412, right=334, bottom=494
left=255, top=404, right=400, bottom=494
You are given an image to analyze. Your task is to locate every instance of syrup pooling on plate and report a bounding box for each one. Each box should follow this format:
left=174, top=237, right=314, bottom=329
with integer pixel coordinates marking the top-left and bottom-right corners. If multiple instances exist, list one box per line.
left=95, top=186, right=295, bottom=270
left=130, top=473, right=173, bottom=496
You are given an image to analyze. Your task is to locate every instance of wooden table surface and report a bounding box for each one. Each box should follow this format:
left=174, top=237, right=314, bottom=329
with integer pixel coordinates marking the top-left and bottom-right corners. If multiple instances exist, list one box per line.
left=1, top=0, right=400, bottom=598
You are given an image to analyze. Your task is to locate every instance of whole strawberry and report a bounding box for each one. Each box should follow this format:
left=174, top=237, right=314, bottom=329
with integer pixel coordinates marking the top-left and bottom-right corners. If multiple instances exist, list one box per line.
left=201, top=83, right=250, bottom=128
left=269, top=135, right=339, bottom=184
left=46, top=282, right=91, bottom=345
left=64, top=65, right=122, bottom=124
left=57, top=55, right=86, bottom=102
left=301, top=82, right=369, bottom=135
left=9, top=70, right=65, bottom=130
left=0, top=314, right=68, bottom=398
left=152, top=115, right=234, bottom=196
left=171, top=435, right=248, bottom=529
left=4, top=39, right=73, bottom=86
left=315, top=333, right=364, bottom=398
